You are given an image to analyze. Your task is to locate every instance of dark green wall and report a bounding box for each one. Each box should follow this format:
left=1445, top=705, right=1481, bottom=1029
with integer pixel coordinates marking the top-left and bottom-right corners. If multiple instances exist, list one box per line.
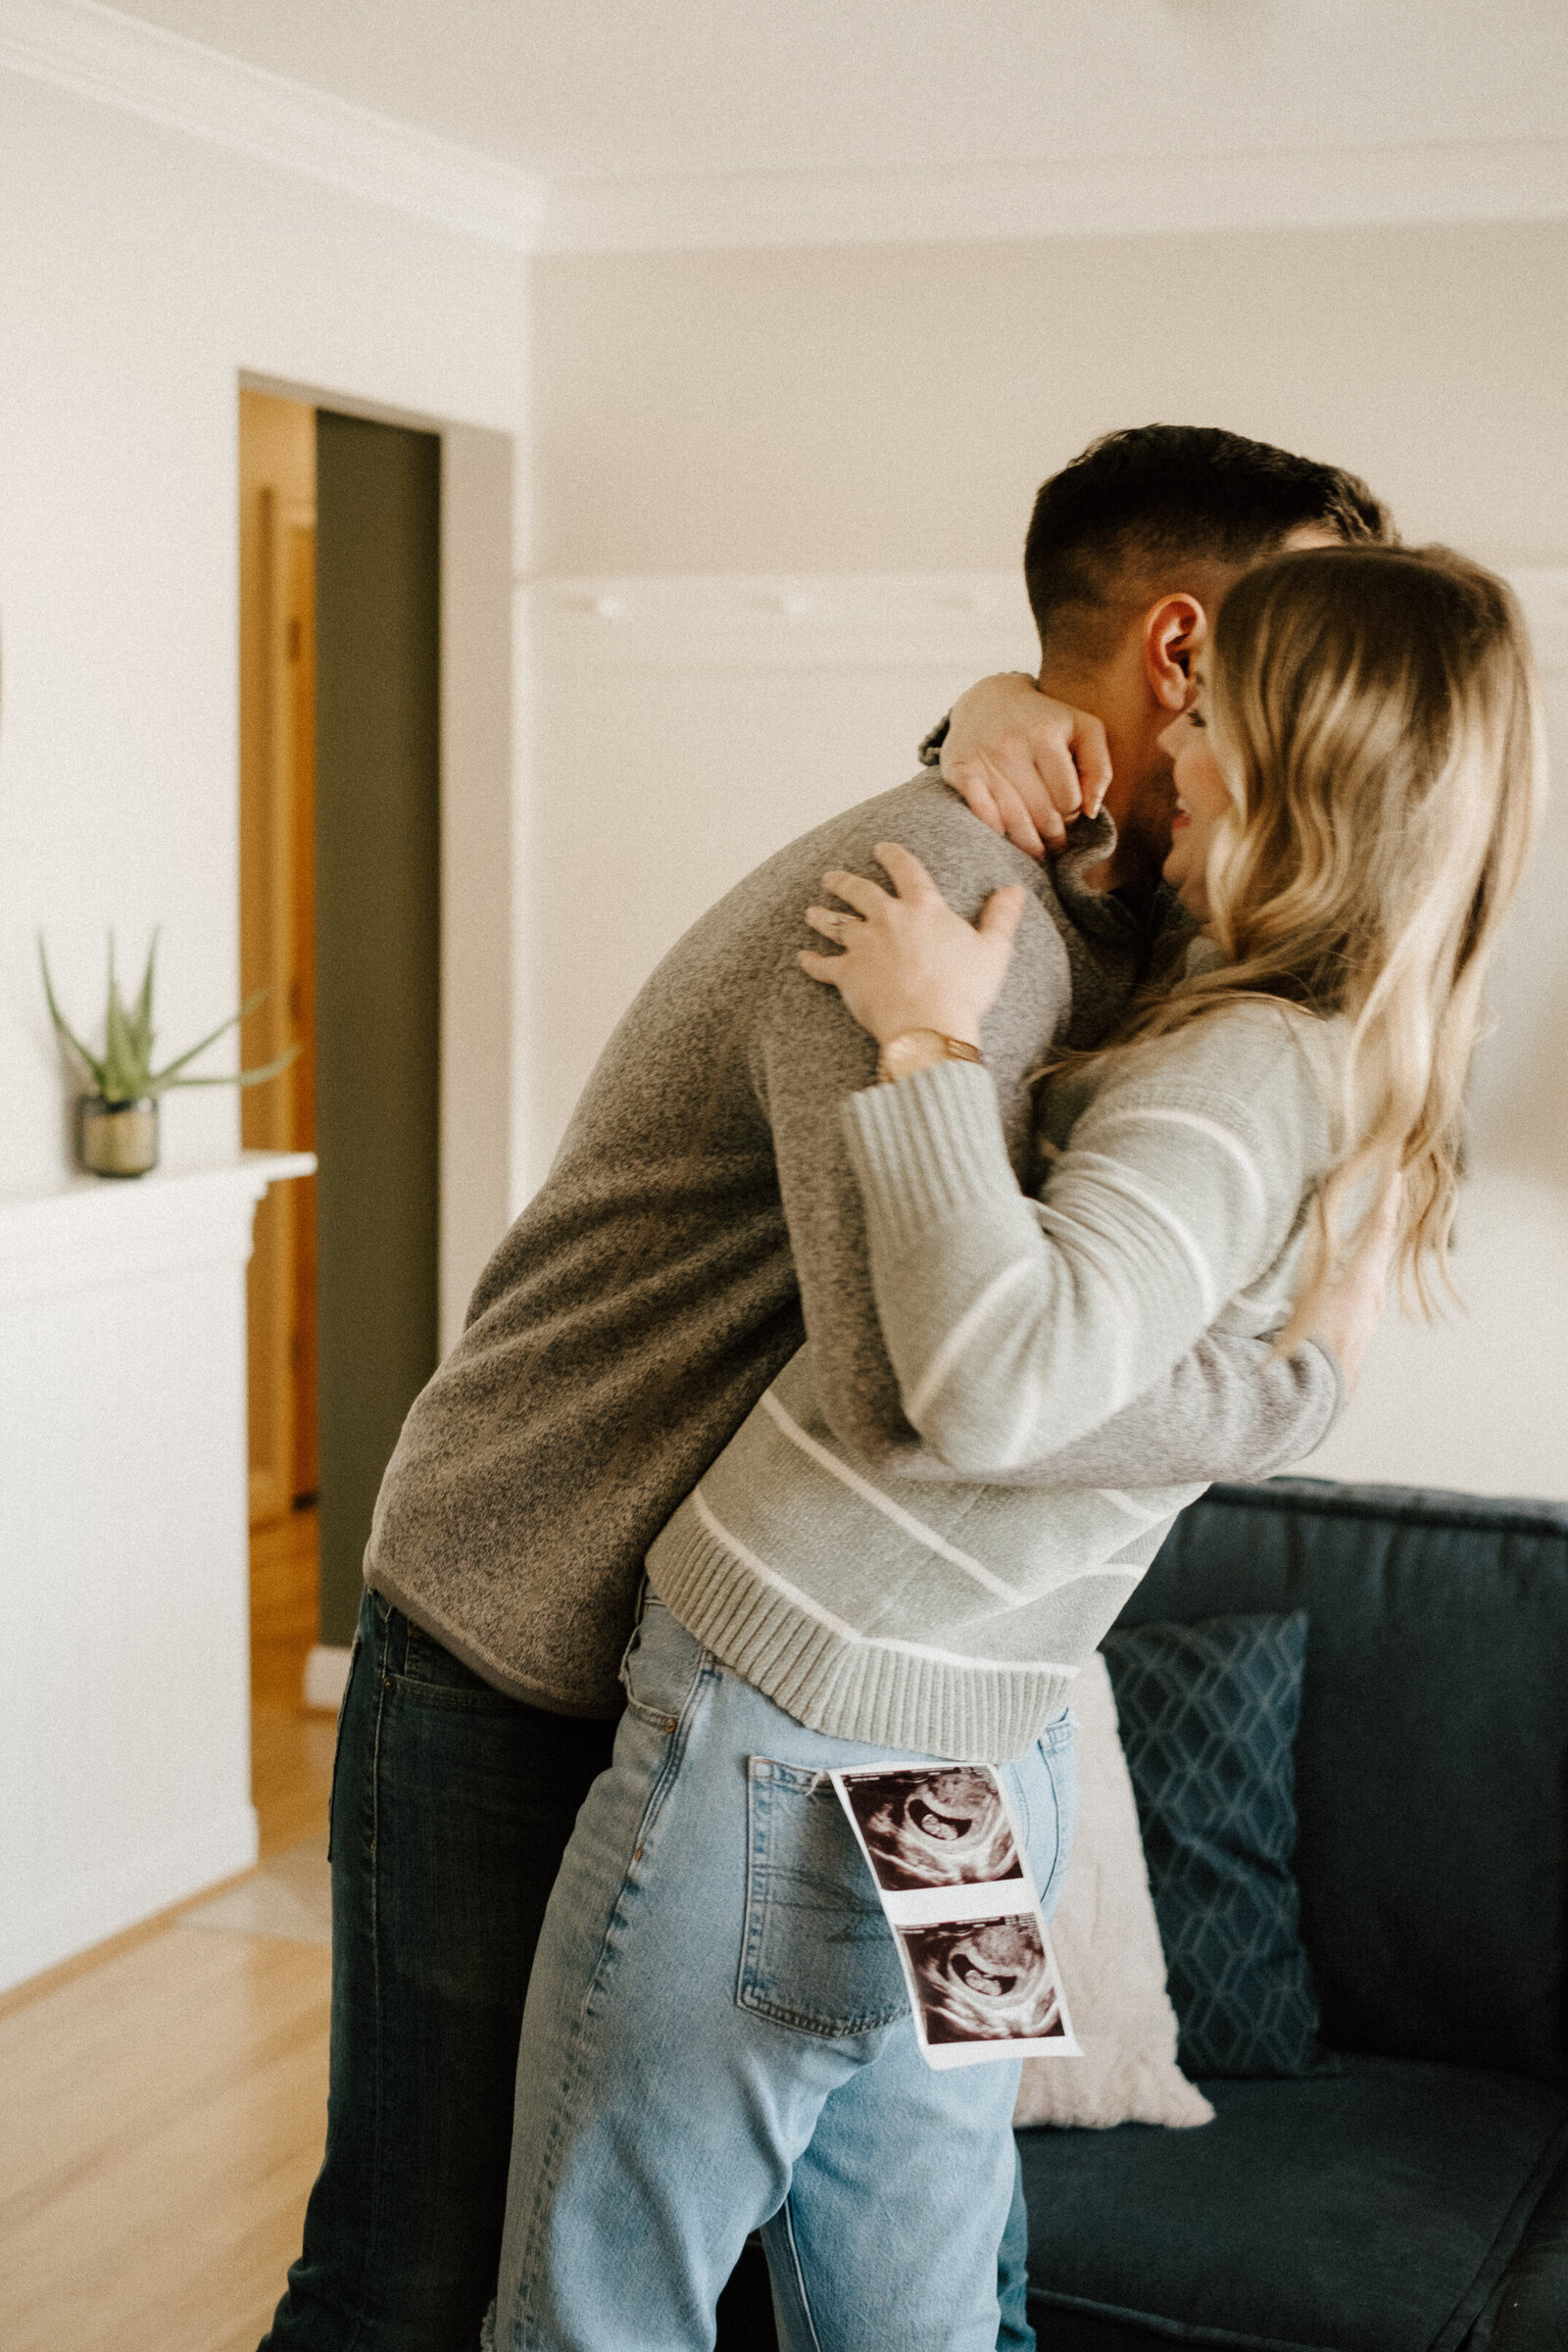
left=314, top=411, right=441, bottom=1647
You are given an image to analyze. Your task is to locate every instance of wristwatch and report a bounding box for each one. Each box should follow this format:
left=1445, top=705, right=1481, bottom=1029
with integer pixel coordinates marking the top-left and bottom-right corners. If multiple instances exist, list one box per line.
left=875, top=1030, right=986, bottom=1085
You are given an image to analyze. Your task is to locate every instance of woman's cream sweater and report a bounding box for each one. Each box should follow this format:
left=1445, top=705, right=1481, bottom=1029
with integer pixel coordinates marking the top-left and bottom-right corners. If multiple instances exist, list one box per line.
left=649, top=994, right=1343, bottom=1761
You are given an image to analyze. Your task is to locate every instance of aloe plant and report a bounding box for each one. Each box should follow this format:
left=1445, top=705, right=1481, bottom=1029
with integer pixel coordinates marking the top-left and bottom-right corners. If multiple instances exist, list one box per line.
left=39, top=931, right=300, bottom=1102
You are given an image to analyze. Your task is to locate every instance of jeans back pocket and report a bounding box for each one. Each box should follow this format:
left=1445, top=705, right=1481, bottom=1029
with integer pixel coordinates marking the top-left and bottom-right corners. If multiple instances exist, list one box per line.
left=738, top=1757, right=909, bottom=2039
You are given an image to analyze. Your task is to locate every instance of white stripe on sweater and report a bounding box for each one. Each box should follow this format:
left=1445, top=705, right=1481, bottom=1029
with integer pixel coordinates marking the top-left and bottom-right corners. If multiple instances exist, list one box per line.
left=904, top=1255, right=1037, bottom=1427
left=1094, top=1487, right=1175, bottom=1526
left=1087, top=1105, right=1269, bottom=1223
left=760, top=1388, right=1023, bottom=1604
left=1060, top=1152, right=1220, bottom=1321
left=689, top=1488, right=1102, bottom=1676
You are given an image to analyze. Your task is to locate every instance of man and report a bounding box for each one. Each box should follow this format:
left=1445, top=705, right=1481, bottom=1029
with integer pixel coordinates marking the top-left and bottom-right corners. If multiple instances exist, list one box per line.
left=262, top=425, right=1396, bottom=2351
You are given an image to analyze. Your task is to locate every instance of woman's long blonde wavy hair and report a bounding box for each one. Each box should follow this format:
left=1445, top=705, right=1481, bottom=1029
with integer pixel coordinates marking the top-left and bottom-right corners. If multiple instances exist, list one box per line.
left=1085, top=543, right=1545, bottom=1334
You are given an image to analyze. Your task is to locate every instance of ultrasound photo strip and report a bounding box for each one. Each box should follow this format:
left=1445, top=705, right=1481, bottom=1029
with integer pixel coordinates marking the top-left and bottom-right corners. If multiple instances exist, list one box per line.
left=830, top=1761, right=1081, bottom=2071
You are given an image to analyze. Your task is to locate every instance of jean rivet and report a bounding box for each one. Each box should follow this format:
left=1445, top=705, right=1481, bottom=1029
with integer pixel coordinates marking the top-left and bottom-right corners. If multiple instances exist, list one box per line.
left=664, top=1715, right=677, bottom=1734
left=633, top=1845, right=644, bottom=1863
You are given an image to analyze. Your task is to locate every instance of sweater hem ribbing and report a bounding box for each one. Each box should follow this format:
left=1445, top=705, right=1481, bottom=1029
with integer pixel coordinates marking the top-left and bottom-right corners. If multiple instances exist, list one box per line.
left=646, top=1511, right=1074, bottom=1764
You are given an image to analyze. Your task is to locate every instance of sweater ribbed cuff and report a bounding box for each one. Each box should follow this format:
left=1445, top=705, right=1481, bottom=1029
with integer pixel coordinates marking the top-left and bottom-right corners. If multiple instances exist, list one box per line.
left=1298, top=1334, right=1347, bottom=1434
left=843, top=1060, right=1021, bottom=1256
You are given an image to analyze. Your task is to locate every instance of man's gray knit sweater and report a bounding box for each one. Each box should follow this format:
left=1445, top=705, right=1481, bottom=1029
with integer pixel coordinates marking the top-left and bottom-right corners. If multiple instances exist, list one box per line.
left=367, top=777, right=1341, bottom=1717
left=649, top=990, right=1343, bottom=1761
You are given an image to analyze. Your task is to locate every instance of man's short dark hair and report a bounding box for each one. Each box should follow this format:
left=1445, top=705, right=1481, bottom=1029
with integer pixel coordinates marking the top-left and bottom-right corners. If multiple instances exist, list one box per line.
left=1024, top=424, right=1395, bottom=658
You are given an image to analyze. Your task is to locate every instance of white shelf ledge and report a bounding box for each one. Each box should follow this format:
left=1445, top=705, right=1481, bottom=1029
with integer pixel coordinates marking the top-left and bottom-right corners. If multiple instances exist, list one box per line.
left=0, top=1151, right=317, bottom=1304
left=524, top=566, right=1568, bottom=675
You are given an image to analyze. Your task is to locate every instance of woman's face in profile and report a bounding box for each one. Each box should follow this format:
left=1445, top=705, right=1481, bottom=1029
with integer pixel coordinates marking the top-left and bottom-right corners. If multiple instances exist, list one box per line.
left=1158, top=673, right=1234, bottom=920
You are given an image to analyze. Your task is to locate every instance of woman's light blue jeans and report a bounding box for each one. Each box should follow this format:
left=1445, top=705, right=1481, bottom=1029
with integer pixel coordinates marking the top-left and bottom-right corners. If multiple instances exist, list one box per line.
left=487, top=1595, right=1077, bottom=2352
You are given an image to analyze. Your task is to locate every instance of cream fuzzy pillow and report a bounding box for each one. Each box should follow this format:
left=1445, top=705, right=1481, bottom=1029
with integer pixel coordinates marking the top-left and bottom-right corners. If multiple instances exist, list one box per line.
left=1015, top=1652, right=1213, bottom=2131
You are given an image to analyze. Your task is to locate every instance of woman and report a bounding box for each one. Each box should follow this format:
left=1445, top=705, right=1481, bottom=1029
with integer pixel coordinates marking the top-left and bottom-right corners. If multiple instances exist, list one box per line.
left=485, top=545, right=1544, bottom=2352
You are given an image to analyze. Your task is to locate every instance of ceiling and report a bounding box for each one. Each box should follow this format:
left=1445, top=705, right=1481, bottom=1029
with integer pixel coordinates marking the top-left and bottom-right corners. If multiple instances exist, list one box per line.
left=99, top=1, right=1568, bottom=185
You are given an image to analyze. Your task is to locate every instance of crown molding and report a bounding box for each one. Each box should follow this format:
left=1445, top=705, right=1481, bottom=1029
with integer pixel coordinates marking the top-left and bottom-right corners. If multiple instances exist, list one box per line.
left=0, top=0, right=546, bottom=249
left=525, top=568, right=1568, bottom=676
left=537, top=138, right=1568, bottom=256
left=4, top=4, right=1565, bottom=263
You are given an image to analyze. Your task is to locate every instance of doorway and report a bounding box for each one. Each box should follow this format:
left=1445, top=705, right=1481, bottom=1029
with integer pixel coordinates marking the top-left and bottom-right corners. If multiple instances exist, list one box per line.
left=313, top=409, right=442, bottom=1653
left=238, top=391, right=444, bottom=1735
left=240, top=389, right=320, bottom=1719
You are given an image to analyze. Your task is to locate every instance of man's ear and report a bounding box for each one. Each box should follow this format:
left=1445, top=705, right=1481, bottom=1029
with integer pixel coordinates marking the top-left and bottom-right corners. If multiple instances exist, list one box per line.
left=1142, top=594, right=1207, bottom=714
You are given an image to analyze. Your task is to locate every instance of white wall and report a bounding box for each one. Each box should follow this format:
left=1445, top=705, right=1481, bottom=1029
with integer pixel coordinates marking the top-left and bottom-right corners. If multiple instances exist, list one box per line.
left=0, top=71, right=528, bottom=1200
left=531, top=222, right=1568, bottom=575
left=528, top=222, right=1568, bottom=1502
left=440, top=422, right=517, bottom=1342
left=0, top=60, right=529, bottom=1987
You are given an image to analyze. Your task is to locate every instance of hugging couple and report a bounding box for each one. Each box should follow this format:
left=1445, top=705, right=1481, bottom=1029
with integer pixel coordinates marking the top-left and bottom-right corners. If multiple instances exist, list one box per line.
left=262, top=425, right=1543, bottom=2352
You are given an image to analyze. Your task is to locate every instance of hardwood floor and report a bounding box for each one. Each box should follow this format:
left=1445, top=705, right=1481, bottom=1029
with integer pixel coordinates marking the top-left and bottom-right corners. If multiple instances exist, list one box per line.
left=250, top=1505, right=321, bottom=1711
left=253, top=1701, right=336, bottom=1864
left=1, top=1514, right=336, bottom=2348
left=1, top=1925, right=329, bottom=2352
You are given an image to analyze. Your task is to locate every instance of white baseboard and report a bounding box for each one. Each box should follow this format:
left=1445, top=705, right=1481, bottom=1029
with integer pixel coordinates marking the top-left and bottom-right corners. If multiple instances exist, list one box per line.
left=303, top=1643, right=353, bottom=1713
left=0, top=1804, right=260, bottom=1995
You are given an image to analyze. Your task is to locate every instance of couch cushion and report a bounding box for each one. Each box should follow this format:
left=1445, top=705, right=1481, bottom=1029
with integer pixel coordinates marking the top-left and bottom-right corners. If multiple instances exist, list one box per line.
left=1102, top=1612, right=1319, bottom=2078
left=1122, top=1481, right=1568, bottom=2085
left=1476, top=2135, right=1568, bottom=2349
left=1019, top=2057, right=1568, bottom=2352
left=1014, top=1654, right=1213, bottom=2132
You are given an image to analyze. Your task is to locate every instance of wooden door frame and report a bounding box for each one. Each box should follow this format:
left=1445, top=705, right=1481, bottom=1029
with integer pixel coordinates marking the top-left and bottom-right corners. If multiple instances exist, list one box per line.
left=240, top=372, right=517, bottom=1363
left=241, top=456, right=318, bottom=1528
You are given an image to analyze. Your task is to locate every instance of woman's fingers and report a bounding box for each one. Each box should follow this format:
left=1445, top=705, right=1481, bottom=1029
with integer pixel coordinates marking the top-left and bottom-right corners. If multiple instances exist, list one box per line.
left=987, top=775, right=1053, bottom=857
left=803, top=846, right=1022, bottom=1038
left=976, top=885, right=1027, bottom=943
left=953, top=772, right=1004, bottom=840
left=871, top=843, right=941, bottom=899
left=1066, top=710, right=1113, bottom=820
left=820, top=867, right=893, bottom=918
left=1306, top=1170, right=1404, bottom=1394
left=819, top=848, right=941, bottom=916
left=804, top=904, right=859, bottom=942
left=940, top=679, right=1112, bottom=853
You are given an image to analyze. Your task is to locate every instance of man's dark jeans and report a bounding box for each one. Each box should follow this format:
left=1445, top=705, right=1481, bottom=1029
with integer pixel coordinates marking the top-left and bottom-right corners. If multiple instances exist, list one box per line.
left=258, top=1589, right=616, bottom=2351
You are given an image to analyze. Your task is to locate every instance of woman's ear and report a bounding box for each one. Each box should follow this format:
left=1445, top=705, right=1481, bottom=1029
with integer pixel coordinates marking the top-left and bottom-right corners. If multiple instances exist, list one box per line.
left=1142, top=594, right=1208, bottom=713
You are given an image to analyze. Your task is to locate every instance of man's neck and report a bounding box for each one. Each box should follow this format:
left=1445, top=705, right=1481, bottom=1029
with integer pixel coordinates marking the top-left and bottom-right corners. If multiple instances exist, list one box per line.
left=1035, top=662, right=1160, bottom=900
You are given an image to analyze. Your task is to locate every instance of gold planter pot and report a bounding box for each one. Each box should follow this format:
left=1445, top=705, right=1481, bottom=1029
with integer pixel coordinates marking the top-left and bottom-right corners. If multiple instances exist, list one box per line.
left=77, top=1095, right=159, bottom=1178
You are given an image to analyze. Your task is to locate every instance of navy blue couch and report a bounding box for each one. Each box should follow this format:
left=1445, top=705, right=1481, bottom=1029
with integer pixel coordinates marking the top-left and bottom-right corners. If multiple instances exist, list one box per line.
left=1020, top=1478, right=1568, bottom=2352
left=718, top=1477, right=1568, bottom=2351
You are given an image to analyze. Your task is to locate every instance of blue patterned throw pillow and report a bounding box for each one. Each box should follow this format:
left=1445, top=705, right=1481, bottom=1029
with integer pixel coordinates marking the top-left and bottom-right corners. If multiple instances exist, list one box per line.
left=1100, top=1611, right=1320, bottom=2079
